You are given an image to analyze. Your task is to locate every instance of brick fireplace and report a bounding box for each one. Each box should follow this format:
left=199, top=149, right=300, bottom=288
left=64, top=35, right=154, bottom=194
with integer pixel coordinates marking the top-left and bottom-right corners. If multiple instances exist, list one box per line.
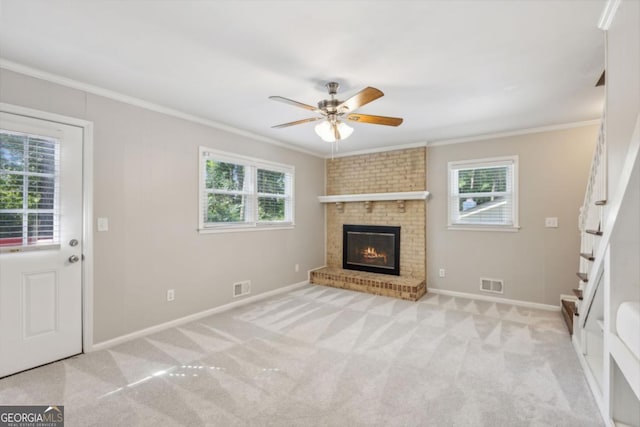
left=311, top=147, right=428, bottom=301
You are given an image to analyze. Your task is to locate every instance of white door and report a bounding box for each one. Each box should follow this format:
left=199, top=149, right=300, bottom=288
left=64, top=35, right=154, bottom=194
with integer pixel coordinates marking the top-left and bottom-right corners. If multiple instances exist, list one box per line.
left=0, top=112, right=83, bottom=378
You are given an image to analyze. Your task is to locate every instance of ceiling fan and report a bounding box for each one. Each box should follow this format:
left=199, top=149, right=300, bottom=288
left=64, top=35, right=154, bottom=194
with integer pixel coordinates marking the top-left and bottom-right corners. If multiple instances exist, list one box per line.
left=269, top=82, right=403, bottom=143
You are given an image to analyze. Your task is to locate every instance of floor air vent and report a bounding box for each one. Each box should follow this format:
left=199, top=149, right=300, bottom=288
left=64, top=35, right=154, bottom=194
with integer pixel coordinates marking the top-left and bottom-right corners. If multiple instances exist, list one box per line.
left=480, top=278, right=504, bottom=294
left=233, top=280, right=251, bottom=297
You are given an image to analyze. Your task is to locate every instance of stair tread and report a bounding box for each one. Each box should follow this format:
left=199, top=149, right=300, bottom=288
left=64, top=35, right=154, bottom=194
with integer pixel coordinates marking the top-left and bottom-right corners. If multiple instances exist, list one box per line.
left=576, top=272, right=588, bottom=282
left=586, top=229, right=603, bottom=236
left=595, top=200, right=607, bottom=206
left=572, top=288, right=584, bottom=300
left=580, top=252, right=595, bottom=261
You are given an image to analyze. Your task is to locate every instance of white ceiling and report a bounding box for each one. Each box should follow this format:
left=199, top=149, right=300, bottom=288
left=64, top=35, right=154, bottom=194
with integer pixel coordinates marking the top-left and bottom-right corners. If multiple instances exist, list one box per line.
left=0, top=0, right=605, bottom=156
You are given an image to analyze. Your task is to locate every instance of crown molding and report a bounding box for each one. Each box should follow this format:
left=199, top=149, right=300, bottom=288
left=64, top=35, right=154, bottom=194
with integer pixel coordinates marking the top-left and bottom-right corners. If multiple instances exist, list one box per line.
left=0, top=59, right=324, bottom=158
left=427, top=119, right=601, bottom=147
left=598, top=0, right=621, bottom=30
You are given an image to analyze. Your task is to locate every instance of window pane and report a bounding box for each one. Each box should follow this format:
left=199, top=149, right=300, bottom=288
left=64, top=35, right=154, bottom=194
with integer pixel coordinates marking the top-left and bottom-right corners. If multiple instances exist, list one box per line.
left=258, top=169, right=285, bottom=195
left=0, top=133, right=25, bottom=172
left=457, top=195, right=512, bottom=225
left=27, top=137, right=57, bottom=174
left=28, top=176, right=56, bottom=209
left=458, top=166, right=507, bottom=194
left=459, top=195, right=503, bottom=211
left=0, top=173, right=24, bottom=209
left=0, top=212, right=23, bottom=246
left=258, top=197, right=285, bottom=221
left=206, top=160, right=245, bottom=191
left=0, top=131, right=59, bottom=245
left=28, top=213, right=54, bottom=243
left=207, top=193, right=247, bottom=222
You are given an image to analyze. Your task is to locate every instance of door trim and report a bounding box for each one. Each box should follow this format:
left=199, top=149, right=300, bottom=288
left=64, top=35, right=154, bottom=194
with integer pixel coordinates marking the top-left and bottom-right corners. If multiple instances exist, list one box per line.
left=0, top=102, right=95, bottom=352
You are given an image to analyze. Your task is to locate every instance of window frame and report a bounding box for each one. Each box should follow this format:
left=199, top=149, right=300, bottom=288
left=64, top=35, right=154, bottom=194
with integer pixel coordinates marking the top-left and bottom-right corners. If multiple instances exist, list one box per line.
left=198, top=147, right=295, bottom=233
left=447, top=155, right=519, bottom=232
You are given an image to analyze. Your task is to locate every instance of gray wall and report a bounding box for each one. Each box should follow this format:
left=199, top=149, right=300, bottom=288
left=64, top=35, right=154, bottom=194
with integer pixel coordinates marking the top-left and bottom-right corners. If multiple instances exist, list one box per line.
left=0, top=69, right=326, bottom=344
left=427, top=125, right=598, bottom=306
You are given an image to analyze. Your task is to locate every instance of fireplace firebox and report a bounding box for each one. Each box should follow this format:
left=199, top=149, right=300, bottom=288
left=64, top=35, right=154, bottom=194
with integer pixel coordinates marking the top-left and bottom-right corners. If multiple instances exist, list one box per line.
left=343, top=225, right=400, bottom=276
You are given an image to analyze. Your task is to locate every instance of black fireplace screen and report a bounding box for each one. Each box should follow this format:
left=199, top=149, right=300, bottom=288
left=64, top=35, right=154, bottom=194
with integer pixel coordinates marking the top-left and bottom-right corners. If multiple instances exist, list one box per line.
left=343, top=225, right=400, bottom=276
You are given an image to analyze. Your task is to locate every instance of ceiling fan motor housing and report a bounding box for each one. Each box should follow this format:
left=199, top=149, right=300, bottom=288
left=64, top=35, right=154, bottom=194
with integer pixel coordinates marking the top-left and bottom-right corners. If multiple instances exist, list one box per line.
left=317, top=98, right=341, bottom=114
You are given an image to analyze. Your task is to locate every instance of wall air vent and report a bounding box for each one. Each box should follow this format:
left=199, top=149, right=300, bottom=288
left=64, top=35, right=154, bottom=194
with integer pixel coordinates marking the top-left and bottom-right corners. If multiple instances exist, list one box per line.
left=233, top=280, right=251, bottom=297
left=480, top=278, right=504, bottom=294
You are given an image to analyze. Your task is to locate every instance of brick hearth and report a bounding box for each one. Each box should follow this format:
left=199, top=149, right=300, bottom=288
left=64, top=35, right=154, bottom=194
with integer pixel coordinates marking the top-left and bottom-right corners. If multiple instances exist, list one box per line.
left=310, top=267, right=426, bottom=302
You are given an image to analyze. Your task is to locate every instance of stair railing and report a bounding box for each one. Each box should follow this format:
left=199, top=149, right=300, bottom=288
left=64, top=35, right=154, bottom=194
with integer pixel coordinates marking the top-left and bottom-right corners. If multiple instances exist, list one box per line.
left=578, top=113, right=607, bottom=294
left=581, top=114, right=640, bottom=328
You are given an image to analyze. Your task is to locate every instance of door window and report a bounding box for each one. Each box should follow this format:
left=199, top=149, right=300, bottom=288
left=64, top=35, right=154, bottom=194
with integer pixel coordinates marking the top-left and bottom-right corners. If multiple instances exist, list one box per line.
left=0, top=130, right=59, bottom=249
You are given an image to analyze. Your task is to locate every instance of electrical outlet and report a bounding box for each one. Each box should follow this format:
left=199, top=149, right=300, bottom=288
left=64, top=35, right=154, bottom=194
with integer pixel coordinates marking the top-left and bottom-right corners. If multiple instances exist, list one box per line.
left=167, top=289, right=175, bottom=301
left=295, top=264, right=300, bottom=272
left=439, top=268, right=445, bottom=278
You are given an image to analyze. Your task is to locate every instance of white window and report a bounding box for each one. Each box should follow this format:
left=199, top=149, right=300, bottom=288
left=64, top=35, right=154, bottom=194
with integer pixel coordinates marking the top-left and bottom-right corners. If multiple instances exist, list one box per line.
left=448, top=156, right=518, bottom=231
left=199, top=147, right=294, bottom=232
left=0, top=130, right=60, bottom=248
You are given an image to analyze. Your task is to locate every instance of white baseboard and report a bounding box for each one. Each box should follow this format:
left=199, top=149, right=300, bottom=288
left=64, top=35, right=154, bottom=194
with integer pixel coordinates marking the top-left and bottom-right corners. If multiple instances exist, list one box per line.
left=428, top=288, right=560, bottom=311
left=90, top=280, right=310, bottom=352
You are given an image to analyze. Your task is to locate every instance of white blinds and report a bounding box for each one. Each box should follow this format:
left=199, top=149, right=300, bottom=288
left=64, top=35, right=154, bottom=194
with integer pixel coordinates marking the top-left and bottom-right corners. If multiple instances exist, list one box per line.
left=0, top=129, right=60, bottom=247
left=449, top=158, right=516, bottom=227
left=257, top=168, right=293, bottom=222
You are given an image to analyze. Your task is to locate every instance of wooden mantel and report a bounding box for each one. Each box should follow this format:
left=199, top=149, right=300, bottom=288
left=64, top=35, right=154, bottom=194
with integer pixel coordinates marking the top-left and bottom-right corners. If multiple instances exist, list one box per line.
left=318, top=191, right=429, bottom=212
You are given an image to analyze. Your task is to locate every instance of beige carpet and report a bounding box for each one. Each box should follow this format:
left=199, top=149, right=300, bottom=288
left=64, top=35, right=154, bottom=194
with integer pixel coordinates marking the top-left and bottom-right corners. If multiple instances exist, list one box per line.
left=0, top=285, right=603, bottom=426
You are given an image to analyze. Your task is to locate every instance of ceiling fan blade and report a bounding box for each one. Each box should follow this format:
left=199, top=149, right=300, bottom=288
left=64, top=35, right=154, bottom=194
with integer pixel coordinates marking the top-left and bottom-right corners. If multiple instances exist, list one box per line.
left=338, top=87, right=384, bottom=112
left=269, top=96, right=319, bottom=112
left=271, top=117, right=322, bottom=129
left=346, top=113, right=403, bottom=126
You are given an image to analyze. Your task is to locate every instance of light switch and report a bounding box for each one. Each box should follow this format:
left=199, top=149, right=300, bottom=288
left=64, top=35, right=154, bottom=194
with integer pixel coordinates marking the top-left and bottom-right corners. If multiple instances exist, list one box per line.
left=97, top=217, right=109, bottom=232
left=545, top=217, right=558, bottom=228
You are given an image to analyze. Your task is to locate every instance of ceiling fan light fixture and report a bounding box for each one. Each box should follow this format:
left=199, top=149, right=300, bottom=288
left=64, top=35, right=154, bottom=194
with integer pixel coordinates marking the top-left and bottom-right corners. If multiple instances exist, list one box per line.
left=338, top=121, right=354, bottom=139
left=314, top=120, right=353, bottom=142
left=314, top=120, right=335, bottom=142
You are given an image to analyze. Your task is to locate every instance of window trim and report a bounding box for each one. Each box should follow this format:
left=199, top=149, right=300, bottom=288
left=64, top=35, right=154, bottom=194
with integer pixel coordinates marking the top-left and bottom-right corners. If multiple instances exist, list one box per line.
left=447, top=155, right=519, bottom=232
left=198, top=147, right=295, bottom=233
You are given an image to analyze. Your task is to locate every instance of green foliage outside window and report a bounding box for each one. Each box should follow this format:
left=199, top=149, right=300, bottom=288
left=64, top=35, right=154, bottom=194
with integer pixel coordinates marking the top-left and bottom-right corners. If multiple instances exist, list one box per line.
left=0, top=133, right=57, bottom=242
left=206, top=160, right=246, bottom=222
left=206, top=160, right=245, bottom=191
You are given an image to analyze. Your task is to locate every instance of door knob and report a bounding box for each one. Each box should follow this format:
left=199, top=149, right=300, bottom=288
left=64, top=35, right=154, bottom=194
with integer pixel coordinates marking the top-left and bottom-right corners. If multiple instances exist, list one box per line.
left=68, top=255, right=80, bottom=263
